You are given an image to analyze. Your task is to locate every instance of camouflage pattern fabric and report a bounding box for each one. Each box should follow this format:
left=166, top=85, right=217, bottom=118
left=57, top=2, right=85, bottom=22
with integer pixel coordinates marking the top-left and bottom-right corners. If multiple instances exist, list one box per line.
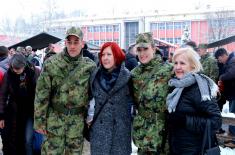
left=41, top=132, right=84, bottom=155
left=200, top=53, right=219, bottom=82
left=34, top=48, right=96, bottom=154
left=131, top=57, right=172, bottom=153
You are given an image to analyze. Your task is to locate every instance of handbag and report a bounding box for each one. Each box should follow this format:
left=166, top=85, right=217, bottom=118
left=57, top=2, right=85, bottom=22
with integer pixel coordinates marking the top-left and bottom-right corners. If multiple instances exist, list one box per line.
left=83, top=97, right=109, bottom=141
left=201, top=120, right=221, bottom=155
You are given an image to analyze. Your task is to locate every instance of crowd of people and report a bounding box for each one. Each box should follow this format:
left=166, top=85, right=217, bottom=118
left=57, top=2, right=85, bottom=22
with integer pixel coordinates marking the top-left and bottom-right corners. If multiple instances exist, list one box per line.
left=0, top=25, right=235, bottom=155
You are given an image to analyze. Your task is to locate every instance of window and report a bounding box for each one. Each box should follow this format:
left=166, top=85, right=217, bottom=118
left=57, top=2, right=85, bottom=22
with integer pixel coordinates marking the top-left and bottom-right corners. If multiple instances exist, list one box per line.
left=166, top=38, right=173, bottom=43
left=88, top=26, right=93, bottom=32
left=88, top=40, right=94, bottom=44
left=150, top=23, right=158, bottom=31
left=100, top=39, right=105, bottom=45
left=100, top=26, right=105, bottom=32
left=94, top=26, right=100, bottom=32
left=114, top=39, right=119, bottom=45
left=106, top=25, right=113, bottom=32
left=158, top=23, right=165, bottom=30
left=174, top=22, right=182, bottom=29
left=94, top=40, right=100, bottom=45
left=174, top=38, right=181, bottom=44
left=106, top=38, right=112, bottom=42
left=166, top=22, right=173, bottom=29
left=113, top=25, right=119, bottom=32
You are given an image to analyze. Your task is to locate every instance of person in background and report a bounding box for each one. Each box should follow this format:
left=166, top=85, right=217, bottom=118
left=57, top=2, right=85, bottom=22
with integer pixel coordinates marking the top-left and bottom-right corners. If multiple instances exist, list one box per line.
left=9, top=48, right=16, bottom=58
left=82, top=43, right=95, bottom=62
left=197, top=43, right=219, bottom=82
left=89, top=42, right=132, bottom=155
left=131, top=32, right=172, bottom=155
left=214, top=48, right=235, bottom=146
left=16, top=46, right=26, bottom=56
left=125, top=44, right=138, bottom=71
left=34, top=27, right=96, bottom=154
left=185, top=40, right=198, bottom=52
left=30, top=49, right=42, bottom=69
left=0, top=53, right=40, bottom=155
left=43, top=43, right=56, bottom=62
left=167, top=47, right=221, bottom=154
left=0, top=46, right=10, bottom=86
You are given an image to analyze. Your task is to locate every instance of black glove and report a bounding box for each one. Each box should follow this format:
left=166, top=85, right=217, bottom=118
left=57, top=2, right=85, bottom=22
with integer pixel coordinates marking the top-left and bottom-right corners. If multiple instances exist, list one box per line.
left=168, top=112, right=186, bottom=128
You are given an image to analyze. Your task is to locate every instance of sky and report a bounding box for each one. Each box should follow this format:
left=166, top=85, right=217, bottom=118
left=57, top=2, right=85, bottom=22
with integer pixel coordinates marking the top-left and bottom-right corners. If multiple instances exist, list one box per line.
left=0, top=0, right=234, bottom=22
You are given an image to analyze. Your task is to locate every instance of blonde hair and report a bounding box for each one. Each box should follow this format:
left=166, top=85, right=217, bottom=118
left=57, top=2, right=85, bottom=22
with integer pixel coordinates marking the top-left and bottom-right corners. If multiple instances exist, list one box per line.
left=173, top=47, right=203, bottom=73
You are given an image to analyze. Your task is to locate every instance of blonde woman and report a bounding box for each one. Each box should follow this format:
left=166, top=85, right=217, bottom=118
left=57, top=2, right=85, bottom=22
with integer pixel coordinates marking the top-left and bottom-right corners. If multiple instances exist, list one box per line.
left=167, top=47, right=222, bottom=155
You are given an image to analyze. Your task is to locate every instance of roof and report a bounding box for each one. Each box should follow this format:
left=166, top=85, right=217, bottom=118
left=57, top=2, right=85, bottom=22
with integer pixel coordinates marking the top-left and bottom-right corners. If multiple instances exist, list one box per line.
left=86, top=42, right=100, bottom=50
left=153, top=38, right=177, bottom=48
left=8, top=32, right=61, bottom=50
left=207, top=35, right=235, bottom=48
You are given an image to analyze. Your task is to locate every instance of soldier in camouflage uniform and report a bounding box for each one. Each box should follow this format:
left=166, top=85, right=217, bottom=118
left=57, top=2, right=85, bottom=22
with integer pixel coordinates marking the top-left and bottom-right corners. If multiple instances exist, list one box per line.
left=198, top=43, right=219, bottom=82
left=131, top=33, right=172, bottom=155
left=34, top=27, right=96, bottom=155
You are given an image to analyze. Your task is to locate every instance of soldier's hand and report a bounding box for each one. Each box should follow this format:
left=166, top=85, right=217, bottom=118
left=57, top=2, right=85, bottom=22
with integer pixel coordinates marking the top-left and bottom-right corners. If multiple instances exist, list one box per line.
left=36, top=129, right=48, bottom=135
left=0, top=120, right=4, bottom=129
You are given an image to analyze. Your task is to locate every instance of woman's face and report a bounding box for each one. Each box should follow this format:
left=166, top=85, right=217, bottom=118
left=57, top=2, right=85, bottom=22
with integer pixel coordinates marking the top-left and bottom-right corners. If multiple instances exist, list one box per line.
left=173, top=54, right=193, bottom=79
left=12, top=67, right=25, bottom=75
left=101, top=46, right=115, bottom=71
left=136, top=44, right=155, bottom=64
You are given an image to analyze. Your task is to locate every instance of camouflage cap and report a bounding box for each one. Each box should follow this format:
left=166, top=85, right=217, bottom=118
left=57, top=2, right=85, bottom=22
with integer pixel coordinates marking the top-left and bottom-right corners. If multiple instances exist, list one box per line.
left=65, top=26, right=83, bottom=39
left=198, top=43, right=208, bottom=49
left=135, top=32, right=154, bottom=48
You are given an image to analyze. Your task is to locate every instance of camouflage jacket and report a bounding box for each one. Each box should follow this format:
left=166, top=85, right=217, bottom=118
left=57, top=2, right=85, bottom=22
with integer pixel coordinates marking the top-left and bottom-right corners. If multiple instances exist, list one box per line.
left=34, top=49, right=96, bottom=138
left=131, top=57, right=172, bottom=152
left=200, top=53, right=219, bottom=82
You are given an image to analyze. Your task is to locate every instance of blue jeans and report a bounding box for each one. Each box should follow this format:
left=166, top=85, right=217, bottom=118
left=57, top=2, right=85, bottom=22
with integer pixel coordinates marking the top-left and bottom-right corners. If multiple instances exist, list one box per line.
left=25, top=117, right=33, bottom=155
left=229, top=100, right=235, bottom=136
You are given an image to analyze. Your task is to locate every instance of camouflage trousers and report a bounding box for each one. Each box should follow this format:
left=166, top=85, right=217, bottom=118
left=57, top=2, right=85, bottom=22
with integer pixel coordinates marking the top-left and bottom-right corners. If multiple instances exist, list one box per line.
left=41, top=132, right=84, bottom=155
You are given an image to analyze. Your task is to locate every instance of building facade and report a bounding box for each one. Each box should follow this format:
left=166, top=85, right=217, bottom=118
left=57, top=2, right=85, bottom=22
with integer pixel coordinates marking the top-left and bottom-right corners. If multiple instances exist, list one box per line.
left=46, top=10, right=235, bottom=51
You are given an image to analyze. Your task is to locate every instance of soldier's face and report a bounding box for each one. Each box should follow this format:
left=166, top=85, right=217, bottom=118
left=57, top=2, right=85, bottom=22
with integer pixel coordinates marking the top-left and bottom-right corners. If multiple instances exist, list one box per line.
left=137, top=44, right=155, bottom=64
left=101, top=46, right=115, bottom=71
left=173, top=54, right=193, bottom=79
left=65, top=36, right=83, bottom=57
left=198, top=48, right=206, bottom=56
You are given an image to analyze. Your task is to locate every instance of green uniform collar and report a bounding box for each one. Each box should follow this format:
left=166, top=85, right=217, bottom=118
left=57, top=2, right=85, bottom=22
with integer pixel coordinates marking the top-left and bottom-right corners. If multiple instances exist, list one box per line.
left=62, top=48, right=83, bottom=62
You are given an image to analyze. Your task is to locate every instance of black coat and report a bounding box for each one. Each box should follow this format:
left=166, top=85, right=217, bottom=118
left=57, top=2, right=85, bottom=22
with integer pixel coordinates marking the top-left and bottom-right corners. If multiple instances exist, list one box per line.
left=125, top=53, right=138, bottom=71
left=89, top=64, right=132, bottom=155
left=168, top=83, right=222, bottom=155
left=0, top=63, right=39, bottom=119
left=220, top=53, right=235, bottom=100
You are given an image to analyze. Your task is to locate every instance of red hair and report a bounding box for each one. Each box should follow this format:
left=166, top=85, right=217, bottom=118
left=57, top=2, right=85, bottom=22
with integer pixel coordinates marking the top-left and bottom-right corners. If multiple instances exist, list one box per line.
left=99, top=42, right=125, bottom=66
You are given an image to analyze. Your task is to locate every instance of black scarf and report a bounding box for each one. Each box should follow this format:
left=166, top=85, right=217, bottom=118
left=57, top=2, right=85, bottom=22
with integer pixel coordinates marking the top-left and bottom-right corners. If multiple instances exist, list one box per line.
left=98, top=66, right=121, bottom=92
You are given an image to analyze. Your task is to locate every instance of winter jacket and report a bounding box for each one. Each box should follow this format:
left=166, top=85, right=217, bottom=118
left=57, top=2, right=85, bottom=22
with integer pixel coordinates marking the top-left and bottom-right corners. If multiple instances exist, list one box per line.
left=168, top=83, right=222, bottom=155
left=219, top=53, right=235, bottom=100
left=0, top=63, right=40, bottom=120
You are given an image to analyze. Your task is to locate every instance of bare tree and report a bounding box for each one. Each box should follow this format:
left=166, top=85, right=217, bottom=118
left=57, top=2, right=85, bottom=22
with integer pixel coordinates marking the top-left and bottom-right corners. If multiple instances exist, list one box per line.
left=206, top=10, right=235, bottom=42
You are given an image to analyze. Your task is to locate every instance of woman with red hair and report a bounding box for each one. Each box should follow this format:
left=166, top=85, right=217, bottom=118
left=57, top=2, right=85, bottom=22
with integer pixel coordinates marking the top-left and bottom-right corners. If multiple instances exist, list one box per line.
left=88, top=42, right=133, bottom=155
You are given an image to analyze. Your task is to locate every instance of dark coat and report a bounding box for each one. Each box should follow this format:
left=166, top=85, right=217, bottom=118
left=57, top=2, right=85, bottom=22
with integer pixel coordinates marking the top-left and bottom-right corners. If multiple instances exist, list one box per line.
left=0, top=63, right=39, bottom=119
left=169, top=83, right=222, bottom=155
left=125, top=53, right=138, bottom=71
left=220, top=53, right=235, bottom=100
left=0, top=63, right=40, bottom=155
left=89, top=64, right=132, bottom=155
